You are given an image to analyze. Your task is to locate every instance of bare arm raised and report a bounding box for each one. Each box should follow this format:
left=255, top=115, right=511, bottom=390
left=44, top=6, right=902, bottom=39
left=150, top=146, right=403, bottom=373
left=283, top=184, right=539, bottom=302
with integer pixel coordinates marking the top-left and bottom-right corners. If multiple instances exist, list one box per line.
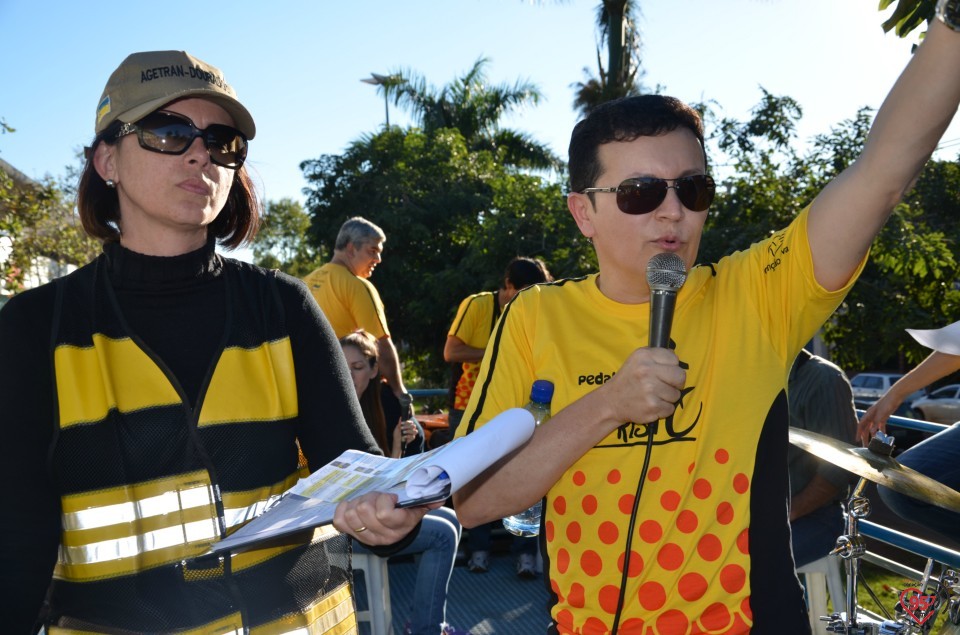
left=808, top=19, right=960, bottom=292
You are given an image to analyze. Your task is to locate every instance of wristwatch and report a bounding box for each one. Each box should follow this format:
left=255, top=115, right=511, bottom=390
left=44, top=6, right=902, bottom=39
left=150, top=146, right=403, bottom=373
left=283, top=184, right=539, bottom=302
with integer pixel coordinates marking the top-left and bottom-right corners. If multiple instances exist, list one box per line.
left=937, top=0, right=960, bottom=32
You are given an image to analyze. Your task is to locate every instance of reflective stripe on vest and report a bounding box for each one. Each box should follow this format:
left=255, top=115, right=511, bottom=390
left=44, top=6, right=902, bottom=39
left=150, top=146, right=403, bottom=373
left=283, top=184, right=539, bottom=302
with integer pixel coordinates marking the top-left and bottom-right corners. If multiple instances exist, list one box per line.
left=47, top=577, right=357, bottom=635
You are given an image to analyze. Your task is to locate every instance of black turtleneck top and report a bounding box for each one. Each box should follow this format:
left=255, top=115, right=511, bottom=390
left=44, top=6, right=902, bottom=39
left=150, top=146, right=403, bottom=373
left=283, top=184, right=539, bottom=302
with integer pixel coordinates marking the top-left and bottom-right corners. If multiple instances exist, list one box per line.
left=0, top=240, right=386, bottom=632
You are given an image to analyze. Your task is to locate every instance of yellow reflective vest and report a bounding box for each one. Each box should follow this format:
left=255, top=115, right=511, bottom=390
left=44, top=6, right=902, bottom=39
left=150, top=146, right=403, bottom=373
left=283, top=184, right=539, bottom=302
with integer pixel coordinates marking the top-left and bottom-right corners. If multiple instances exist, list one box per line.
left=45, top=258, right=356, bottom=634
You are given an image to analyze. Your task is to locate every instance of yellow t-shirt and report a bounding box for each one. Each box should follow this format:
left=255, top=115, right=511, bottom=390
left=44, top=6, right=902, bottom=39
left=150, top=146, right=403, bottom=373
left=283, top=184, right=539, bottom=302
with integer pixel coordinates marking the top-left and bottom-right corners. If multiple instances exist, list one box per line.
left=457, top=207, right=864, bottom=634
left=447, top=291, right=499, bottom=410
left=302, top=262, right=390, bottom=339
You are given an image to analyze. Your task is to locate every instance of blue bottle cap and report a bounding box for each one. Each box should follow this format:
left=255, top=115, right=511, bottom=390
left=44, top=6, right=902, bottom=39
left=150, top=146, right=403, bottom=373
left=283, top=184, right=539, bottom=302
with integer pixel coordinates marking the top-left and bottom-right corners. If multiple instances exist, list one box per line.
left=530, top=379, right=554, bottom=403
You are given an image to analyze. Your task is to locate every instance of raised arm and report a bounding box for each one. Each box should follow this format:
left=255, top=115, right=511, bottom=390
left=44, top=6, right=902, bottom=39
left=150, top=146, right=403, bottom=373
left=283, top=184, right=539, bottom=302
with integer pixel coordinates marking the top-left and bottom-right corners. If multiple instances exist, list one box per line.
left=808, top=18, right=960, bottom=291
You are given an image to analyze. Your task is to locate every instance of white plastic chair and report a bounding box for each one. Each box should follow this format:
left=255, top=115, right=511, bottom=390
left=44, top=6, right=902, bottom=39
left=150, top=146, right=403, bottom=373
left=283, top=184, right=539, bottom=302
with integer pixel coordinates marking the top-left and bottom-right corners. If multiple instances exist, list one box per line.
left=798, top=554, right=845, bottom=635
left=351, top=551, right=393, bottom=635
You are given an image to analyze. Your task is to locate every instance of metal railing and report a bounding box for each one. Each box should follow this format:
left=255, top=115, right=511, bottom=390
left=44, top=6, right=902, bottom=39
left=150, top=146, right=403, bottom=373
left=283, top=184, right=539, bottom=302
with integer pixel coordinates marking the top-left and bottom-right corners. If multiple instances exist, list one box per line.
left=408, top=388, right=448, bottom=398
left=856, top=412, right=950, bottom=436
left=859, top=519, right=960, bottom=571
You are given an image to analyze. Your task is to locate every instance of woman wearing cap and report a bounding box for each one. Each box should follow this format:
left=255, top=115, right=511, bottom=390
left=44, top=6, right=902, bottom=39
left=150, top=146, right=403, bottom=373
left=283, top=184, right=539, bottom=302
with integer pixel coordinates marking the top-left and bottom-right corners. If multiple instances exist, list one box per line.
left=0, top=50, right=433, bottom=634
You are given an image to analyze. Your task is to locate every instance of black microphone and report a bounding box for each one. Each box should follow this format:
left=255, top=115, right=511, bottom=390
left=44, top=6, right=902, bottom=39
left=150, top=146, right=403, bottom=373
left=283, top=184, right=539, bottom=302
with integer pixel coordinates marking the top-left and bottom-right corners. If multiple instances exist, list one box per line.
left=646, top=253, right=687, bottom=348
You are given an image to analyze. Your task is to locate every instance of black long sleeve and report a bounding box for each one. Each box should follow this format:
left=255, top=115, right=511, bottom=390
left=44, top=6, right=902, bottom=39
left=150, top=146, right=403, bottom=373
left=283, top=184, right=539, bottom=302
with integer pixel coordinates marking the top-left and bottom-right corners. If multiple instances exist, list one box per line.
left=0, top=284, right=62, bottom=633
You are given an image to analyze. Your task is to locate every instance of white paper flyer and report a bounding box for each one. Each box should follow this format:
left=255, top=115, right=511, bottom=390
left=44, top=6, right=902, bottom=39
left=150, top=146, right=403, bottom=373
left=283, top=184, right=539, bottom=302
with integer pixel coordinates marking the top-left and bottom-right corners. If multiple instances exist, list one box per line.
left=210, top=407, right=535, bottom=553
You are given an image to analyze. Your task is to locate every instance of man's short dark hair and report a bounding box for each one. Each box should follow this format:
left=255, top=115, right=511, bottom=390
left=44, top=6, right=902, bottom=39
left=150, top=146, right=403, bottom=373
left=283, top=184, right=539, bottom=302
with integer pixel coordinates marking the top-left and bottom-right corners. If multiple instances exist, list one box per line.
left=568, top=95, right=706, bottom=194
left=504, top=257, right=552, bottom=290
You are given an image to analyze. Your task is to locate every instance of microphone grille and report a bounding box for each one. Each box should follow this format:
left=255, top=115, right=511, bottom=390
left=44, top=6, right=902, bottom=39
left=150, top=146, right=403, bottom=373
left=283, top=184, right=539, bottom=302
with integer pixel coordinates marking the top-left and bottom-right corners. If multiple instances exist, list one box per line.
left=646, top=252, right=687, bottom=291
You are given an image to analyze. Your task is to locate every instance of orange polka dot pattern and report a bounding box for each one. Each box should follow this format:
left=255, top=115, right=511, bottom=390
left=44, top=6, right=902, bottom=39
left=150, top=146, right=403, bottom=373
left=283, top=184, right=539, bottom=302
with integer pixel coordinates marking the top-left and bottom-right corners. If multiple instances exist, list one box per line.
left=546, top=446, right=753, bottom=634
left=453, top=363, right=480, bottom=410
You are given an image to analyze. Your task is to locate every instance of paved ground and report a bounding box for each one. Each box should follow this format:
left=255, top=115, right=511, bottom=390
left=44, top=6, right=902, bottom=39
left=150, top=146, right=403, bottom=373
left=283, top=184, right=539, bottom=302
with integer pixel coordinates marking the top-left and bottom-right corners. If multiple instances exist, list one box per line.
left=356, top=545, right=551, bottom=635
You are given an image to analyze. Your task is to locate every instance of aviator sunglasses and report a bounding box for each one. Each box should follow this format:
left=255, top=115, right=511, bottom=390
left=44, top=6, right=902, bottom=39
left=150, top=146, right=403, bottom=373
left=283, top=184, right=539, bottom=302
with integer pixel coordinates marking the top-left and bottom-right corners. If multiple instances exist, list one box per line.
left=581, top=174, right=716, bottom=215
left=115, top=111, right=248, bottom=169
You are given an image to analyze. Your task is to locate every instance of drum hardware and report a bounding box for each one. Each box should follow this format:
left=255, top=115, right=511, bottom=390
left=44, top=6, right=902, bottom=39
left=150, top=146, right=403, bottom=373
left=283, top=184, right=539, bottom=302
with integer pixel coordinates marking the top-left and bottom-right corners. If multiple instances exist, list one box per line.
left=789, top=429, right=960, bottom=634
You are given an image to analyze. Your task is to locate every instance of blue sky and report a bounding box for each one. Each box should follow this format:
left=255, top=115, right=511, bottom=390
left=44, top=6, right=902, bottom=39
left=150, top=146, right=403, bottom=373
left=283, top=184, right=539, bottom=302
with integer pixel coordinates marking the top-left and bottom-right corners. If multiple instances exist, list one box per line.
left=1, top=0, right=950, bottom=208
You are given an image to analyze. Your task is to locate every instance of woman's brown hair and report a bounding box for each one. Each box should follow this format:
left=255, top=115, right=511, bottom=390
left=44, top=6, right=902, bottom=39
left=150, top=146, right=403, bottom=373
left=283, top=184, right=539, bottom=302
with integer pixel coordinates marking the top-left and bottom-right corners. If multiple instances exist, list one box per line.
left=77, top=122, right=262, bottom=248
left=340, top=330, right=389, bottom=454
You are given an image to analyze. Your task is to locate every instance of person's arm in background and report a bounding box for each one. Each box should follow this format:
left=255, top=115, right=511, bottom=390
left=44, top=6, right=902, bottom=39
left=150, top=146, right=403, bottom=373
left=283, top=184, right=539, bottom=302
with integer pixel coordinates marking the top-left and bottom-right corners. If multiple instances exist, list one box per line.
left=443, top=335, right=484, bottom=364
left=444, top=295, right=486, bottom=364
left=790, top=475, right=841, bottom=522
left=858, top=350, right=960, bottom=444
left=377, top=335, right=409, bottom=400
left=807, top=19, right=960, bottom=293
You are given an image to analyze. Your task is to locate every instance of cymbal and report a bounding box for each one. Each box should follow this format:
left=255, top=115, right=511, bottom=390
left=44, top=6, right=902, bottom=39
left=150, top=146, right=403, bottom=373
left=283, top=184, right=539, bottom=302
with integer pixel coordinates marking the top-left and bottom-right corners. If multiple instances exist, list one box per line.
left=789, top=427, right=960, bottom=514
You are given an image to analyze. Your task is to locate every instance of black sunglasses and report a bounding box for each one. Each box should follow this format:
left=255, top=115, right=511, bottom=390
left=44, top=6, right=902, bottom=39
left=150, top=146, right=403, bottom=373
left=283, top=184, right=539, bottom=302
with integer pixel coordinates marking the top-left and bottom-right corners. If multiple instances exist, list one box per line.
left=115, top=111, right=248, bottom=169
left=581, top=174, right=716, bottom=215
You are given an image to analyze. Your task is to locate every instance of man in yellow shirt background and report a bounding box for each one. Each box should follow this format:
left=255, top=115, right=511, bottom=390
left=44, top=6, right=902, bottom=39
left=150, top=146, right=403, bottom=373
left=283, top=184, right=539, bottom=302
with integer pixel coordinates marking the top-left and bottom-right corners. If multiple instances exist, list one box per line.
left=303, top=216, right=412, bottom=411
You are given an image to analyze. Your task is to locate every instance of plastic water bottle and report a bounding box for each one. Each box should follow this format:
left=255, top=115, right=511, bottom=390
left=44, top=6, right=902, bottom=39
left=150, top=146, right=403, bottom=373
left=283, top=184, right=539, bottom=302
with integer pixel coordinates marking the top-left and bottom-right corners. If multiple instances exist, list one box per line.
left=502, top=379, right=554, bottom=537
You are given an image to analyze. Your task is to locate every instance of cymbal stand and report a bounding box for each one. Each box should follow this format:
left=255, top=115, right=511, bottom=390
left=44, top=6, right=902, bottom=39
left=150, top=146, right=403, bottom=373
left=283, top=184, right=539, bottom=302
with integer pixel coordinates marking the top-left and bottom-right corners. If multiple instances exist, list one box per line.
left=821, top=478, right=958, bottom=634
left=824, top=477, right=875, bottom=634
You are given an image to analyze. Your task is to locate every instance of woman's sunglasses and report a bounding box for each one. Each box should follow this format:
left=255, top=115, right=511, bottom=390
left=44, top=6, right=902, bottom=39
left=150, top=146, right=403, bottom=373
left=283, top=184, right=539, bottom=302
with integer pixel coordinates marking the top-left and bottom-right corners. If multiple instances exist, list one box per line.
left=580, top=174, right=716, bottom=215
left=115, top=111, right=248, bottom=169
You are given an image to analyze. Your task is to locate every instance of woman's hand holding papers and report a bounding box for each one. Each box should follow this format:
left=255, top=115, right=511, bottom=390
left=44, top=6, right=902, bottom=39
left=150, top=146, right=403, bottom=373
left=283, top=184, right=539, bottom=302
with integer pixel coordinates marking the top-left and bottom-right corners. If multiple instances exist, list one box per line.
left=333, top=491, right=443, bottom=545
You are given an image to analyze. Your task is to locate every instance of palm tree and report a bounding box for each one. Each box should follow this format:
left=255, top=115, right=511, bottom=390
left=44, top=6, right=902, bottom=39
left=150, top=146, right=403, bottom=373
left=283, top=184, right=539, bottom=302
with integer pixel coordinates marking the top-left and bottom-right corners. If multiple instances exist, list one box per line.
left=571, top=0, right=644, bottom=116
left=375, top=57, right=562, bottom=171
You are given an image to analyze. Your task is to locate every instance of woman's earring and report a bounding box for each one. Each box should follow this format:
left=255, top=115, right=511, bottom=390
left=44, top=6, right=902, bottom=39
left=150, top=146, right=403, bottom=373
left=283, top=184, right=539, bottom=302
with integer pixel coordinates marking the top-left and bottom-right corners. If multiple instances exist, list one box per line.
left=105, top=179, right=116, bottom=189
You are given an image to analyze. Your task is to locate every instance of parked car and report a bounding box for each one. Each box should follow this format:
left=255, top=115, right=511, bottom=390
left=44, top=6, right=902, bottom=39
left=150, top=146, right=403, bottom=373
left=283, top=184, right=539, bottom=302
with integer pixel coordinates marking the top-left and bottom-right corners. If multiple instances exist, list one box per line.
left=849, top=372, right=925, bottom=404
left=909, top=384, right=960, bottom=425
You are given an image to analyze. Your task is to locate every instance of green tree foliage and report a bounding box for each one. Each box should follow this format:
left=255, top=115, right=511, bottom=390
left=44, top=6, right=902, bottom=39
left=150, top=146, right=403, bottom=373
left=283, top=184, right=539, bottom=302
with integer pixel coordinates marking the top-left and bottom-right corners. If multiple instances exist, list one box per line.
left=250, top=198, right=322, bottom=277
left=299, top=49, right=960, bottom=384
left=300, top=126, right=591, bottom=385
left=701, top=91, right=960, bottom=374
left=0, top=164, right=99, bottom=293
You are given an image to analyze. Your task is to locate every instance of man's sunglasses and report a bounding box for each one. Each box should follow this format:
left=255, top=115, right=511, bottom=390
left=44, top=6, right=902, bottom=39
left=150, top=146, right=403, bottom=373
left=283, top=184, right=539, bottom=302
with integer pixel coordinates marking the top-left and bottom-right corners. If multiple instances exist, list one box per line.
left=580, top=174, right=716, bottom=215
left=116, top=111, right=248, bottom=169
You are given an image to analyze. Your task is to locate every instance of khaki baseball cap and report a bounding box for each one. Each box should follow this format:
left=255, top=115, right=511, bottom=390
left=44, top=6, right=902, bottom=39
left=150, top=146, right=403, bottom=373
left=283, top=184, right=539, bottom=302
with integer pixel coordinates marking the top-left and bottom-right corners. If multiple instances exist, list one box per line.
left=95, top=50, right=256, bottom=140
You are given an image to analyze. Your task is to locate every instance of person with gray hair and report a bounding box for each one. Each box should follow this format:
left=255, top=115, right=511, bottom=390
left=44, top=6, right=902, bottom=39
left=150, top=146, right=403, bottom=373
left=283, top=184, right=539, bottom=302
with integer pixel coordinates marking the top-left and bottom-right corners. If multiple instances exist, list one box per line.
left=303, top=216, right=413, bottom=414
left=335, top=216, right=386, bottom=252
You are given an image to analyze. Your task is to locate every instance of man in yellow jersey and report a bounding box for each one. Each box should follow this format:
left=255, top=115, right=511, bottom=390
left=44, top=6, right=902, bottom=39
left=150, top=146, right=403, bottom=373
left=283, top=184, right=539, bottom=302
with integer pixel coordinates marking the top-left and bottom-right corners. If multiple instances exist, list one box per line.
left=444, top=256, right=552, bottom=576
left=445, top=257, right=553, bottom=433
left=303, top=217, right=412, bottom=410
left=453, top=8, right=960, bottom=633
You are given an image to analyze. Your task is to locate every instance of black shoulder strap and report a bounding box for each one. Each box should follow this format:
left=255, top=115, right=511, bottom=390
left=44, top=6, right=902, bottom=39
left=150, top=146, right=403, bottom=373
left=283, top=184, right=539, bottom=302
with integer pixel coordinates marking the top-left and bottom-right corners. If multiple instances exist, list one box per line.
left=490, top=291, right=501, bottom=333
